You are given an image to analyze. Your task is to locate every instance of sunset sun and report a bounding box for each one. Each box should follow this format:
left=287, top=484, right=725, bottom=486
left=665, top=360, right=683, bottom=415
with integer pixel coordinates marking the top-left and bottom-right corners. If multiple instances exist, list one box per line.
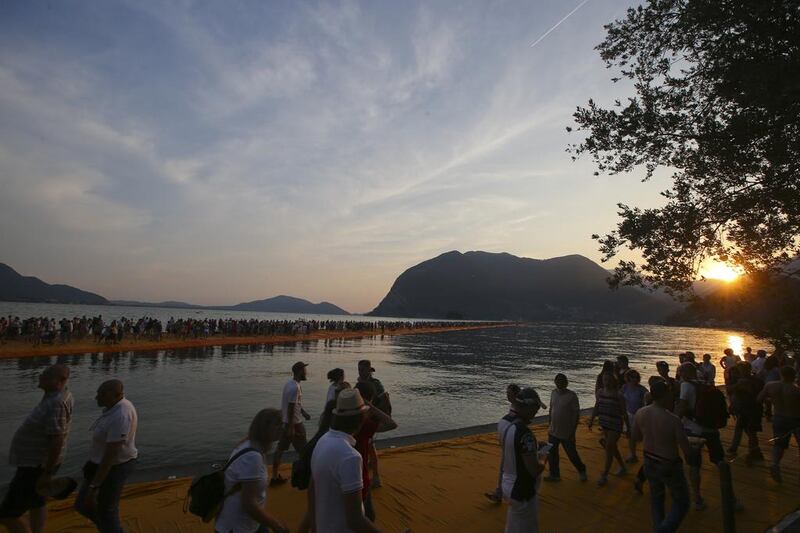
left=701, top=262, right=742, bottom=282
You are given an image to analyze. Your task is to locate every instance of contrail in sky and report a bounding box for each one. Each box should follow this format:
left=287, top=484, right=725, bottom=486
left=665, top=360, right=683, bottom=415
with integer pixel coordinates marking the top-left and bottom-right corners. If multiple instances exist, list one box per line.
left=529, top=0, right=591, bottom=49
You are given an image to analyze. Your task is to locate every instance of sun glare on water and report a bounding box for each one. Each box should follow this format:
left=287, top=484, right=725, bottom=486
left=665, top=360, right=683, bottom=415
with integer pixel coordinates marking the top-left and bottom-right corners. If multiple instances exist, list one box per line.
left=701, top=262, right=742, bottom=282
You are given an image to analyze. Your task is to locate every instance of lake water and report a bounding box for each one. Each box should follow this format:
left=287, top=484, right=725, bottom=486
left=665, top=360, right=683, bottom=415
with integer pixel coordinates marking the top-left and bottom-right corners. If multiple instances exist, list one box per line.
left=0, top=321, right=762, bottom=484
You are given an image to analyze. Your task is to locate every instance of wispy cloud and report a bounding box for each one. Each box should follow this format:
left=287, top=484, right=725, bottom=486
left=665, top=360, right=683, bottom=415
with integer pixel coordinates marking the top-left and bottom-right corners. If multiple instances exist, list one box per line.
left=0, top=0, right=650, bottom=311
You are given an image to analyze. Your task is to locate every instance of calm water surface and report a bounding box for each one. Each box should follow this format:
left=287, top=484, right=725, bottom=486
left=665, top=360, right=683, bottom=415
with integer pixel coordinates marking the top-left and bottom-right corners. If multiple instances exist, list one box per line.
left=0, top=323, right=761, bottom=483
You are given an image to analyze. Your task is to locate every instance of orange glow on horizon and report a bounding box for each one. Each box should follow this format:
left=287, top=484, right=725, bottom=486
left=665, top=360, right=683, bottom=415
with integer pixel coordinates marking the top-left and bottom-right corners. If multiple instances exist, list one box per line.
left=701, top=262, right=742, bottom=282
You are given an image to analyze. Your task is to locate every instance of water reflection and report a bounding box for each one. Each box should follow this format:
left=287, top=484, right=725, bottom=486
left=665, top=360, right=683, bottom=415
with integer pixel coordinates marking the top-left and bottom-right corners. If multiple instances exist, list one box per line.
left=0, top=323, right=766, bottom=484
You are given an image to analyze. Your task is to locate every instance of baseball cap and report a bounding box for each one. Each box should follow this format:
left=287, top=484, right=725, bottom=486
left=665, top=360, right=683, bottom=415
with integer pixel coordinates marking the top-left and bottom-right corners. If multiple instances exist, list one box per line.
left=292, top=361, right=309, bottom=373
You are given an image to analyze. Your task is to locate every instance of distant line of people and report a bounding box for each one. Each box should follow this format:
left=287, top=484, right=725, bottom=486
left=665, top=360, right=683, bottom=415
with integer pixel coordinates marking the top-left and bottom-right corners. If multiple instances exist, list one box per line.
left=487, top=347, right=800, bottom=533
left=0, top=314, right=499, bottom=346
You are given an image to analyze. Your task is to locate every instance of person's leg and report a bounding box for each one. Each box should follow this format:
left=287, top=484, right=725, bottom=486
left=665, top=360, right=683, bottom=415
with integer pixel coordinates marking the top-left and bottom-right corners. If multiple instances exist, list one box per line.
left=746, top=429, right=762, bottom=460
left=686, top=443, right=703, bottom=507
left=602, top=430, right=614, bottom=477
left=363, top=491, right=376, bottom=522
left=643, top=459, right=666, bottom=530
left=608, top=431, right=625, bottom=471
left=561, top=436, right=586, bottom=476
left=627, top=412, right=638, bottom=462
left=504, top=498, right=539, bottom=533
left=272, top=430, right=291, bottom=482
left=291, top=424, right=308, bottom=453
left=729, top=416, right=744, bottom=454
left=28, top=506, right=46, bottom=533
left=369, top=441, right=381, bottom=487
left=770, top=416, right=790, bottom=482
left=95, top=460, right=136, bottom=533
left=1, top=467, right=41, bottom=533
left=659, top=462, right=690, bottom=533
left=547, top=435, right=561, bottom=479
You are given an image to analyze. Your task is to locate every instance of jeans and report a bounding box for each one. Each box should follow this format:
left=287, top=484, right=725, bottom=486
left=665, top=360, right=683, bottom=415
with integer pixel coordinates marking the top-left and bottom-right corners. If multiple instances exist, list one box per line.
left=547, top=434, right=586, bottom=478
left=729, top=416, right=760, bottom=454
left=643, top=456, right=690, bottom=533
left=686, top=429, right=723, bottom=467
left=75, top=459, right=136, bottom=533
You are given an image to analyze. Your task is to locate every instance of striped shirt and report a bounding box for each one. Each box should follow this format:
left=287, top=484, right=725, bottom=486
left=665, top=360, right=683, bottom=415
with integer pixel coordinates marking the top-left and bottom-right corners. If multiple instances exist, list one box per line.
left=9, top=388, right=74, bottom=467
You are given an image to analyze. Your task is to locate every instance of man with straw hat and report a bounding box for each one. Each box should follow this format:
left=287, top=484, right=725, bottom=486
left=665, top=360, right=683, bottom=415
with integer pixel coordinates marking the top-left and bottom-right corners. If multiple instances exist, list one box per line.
left=309, top=388, right=384, bottom=532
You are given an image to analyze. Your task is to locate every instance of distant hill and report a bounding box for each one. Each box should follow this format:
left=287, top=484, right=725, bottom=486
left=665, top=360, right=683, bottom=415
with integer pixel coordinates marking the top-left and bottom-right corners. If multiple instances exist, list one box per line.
left=230, top=295, right=349, bottom=315
left=0, top=263, right=108, bottom=305
left=110, top=300, right=203, bottom=309
left=368, top=251, right=682, bottom=322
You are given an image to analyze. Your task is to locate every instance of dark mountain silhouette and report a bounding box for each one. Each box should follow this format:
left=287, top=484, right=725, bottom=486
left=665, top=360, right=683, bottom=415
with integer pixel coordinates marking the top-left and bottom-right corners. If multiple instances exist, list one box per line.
left=230, top=295, right=349, bottom=315
left=0, top=263, right=108, bottom=305
left=368, top=251, right=681, bottom=322
left=110, top=300, right=203, bottom=309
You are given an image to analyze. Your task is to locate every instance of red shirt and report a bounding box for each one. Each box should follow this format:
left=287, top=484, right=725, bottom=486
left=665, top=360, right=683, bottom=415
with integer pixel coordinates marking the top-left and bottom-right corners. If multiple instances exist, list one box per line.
left=355, top=417, right=380, bottom=500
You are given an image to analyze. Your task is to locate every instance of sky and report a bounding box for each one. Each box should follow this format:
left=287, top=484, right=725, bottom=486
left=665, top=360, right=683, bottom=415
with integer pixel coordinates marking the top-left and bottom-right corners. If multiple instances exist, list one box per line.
left=0, top=0, right=672, bottom=313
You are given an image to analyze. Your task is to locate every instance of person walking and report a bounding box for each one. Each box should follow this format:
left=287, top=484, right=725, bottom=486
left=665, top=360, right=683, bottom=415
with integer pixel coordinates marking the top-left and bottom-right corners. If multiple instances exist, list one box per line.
left=622, top=370, right=647, bottom=463
left=501, top=387, right=547, bottom=533
left=589, top=373, right=629, bottom=486
left=271, top=361, right=311, bottom=486
left=726, top=362, right=765, bottom=464
left=75, top=379, right=138, bottom=533
left=308, top=388, right=384, bottom=533
left=544, top=374, right=586, bottom=482
left=357, top=360, right=392, bottom=489
left=674, top=363, right=726, bottom=510
left=757, top=365, right=800, bottom=483
left=699, top=354, right=716, bottom=385
left=214, top=408, right=289, bottom=533
left=632, top=380, right=691, bottom=533
left=1, top=365, right=74, bottom=533
left=353, top=382, right=398, bottom=522
left=485, top=384, right=521, bottom=503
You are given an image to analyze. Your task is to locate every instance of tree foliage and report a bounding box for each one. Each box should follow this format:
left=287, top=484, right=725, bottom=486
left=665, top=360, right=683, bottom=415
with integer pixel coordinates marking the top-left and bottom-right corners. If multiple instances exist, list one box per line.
left=569, top=0, right=800, bottom=295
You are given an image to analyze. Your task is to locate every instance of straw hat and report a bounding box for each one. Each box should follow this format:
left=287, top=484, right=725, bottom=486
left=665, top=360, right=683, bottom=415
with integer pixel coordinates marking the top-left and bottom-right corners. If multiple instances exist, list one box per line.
left=333, top=389, right=370, bottom=416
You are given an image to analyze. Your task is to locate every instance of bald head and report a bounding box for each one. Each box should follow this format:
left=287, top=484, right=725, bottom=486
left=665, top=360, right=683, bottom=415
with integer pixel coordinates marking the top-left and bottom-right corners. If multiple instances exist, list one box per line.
left=96, top=379, right=124, bottom=408
left=38, top=364, right=70, bottom=392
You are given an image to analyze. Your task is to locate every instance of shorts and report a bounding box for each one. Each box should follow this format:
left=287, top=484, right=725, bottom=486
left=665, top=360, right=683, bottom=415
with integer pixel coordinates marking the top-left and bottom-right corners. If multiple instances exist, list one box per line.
left=772, top=415, right=800, bottom=450
left=0, top=466, right=56, bottom=518
left=277, top=423, right=307, bottom=451
left=685, top=429, right=724, bottom=467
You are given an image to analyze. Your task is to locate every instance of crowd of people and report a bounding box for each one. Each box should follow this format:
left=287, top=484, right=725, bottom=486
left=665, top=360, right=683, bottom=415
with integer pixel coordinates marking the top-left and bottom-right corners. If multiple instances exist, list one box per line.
left=2, top=345, right=798, bottom=533
left=0, top=314, right=495, bottom=346
left=487, top=347, right=800, bottom=533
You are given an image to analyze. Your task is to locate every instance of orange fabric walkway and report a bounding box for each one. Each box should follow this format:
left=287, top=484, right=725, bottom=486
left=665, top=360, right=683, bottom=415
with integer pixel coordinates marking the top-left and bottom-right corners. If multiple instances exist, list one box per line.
left=44, top=418, right=799, bottom=532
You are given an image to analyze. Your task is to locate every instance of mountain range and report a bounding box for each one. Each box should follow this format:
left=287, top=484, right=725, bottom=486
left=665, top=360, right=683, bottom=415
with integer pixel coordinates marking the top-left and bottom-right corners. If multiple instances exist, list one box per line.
left=368, top=251, right=683, bottom=322
left=0, top=263, right=349, bottom=315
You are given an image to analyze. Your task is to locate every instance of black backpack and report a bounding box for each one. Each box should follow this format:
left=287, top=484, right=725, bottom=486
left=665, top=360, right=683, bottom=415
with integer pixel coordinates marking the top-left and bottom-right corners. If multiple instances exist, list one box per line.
left=693, top=382, right=729, bottom=429
left=291, top=432, right=324, bottom=490
left=184, top=447, right=259, bottom=522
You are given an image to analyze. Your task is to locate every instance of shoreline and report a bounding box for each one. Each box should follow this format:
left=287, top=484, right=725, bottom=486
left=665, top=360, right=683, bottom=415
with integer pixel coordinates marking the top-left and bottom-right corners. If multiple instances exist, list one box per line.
left=0, top=323, right=513, bottom=360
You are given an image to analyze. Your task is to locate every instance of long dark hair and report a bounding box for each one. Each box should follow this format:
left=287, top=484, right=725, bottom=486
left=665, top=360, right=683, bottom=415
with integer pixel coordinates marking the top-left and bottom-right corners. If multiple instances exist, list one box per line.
left=247, top=408, right=281, bottom=451
left=327, top=368, right=344, bottom=383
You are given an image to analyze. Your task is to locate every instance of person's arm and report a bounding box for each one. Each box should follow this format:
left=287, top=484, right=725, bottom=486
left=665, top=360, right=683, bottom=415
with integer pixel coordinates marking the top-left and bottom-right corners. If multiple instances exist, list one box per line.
left=588, top=393, right=598, bottom=428
left=370, top=406, right=398, bottom=433
left=241, top=480, right=288, bottom=533
left=757, top=384, right=770, bottom=404
left=285, top=403, right=296, bottom=436
left=674, top=382, right=690, bottom=418
left=82, top=440, right=124, bottom=506
left=301, top=407, right=312, bottom=421
left=379, top=391, right=393, bottom=415
left=631, top=412, right=643, bottom=443
left=619, top=395, right=630, bottom=432
left=520, top=433, right=545, bottom=479
left=305, top=478, right=316, bottom=533
left=343, top=490, right=383, bottom=532
left=572, top=394, right=580, bottom=434
left=676, top=419, right=691, bottom=459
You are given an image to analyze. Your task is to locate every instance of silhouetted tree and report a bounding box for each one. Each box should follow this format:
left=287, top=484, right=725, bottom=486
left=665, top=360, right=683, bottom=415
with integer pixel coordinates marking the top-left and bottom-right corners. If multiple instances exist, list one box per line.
left=569, top=0, right=800, bottom=349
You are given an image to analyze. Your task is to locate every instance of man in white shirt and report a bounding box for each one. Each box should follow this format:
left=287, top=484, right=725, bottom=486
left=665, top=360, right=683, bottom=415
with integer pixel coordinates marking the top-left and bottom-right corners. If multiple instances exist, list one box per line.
left=271, top=361, right=311, bottom=485
left=309, top=388, right=384, bottom=533
left=700, top=354, right=716, bottom=385
left=75, top=379, right=138, bottom=533
left=751, top=350, right=768, bottom=375
left=545, top=374, right=587, bottom=482
left=1, top=364, right=74, bottom=533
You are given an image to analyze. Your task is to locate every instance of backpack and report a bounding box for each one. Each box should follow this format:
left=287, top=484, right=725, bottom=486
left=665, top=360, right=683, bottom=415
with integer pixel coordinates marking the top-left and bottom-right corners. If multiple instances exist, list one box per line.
left=184, top=447, right=259, bottom=522
left=692, top=382, right=729, bottom=429
left=291, top=432, right=324, bottom=490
